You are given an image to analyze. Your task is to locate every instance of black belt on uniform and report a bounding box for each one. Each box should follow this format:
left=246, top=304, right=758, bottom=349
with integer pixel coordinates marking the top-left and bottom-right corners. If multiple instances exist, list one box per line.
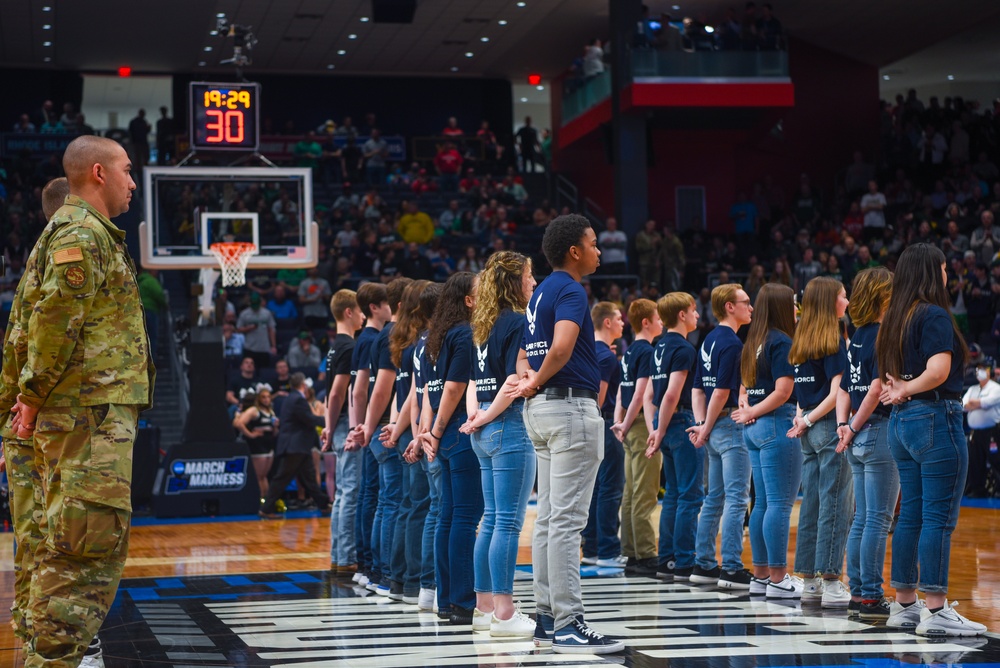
left=602, top=408, right=615, bottom=420
left=542, top=387, right=598, bottom=402
left=911, top=390, right=962, bottom=402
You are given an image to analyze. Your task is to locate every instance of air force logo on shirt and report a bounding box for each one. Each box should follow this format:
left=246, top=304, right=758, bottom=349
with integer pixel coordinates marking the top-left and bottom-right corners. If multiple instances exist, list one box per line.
left=848, top=349, right=862, bottom=385
left=621, top=357, right=629, bottom=382
left=653, top=348, right=665, bottom=372
left=477, top=343, right=488, bottom=373
left=413, top=344, right=423, bottom=373
left=526, top=292, right=542, bottom=335
left=701, top=341, right=715, bottom=371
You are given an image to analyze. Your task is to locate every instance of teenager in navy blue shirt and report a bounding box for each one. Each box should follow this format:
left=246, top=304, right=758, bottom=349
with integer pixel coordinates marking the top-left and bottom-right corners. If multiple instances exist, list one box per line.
left=688, top=283, right=752, bottom=590
left=459, top=251, right=536, bottom=637
left=506, top=214, right=624, bottom=654
left=731, top=284, right=800, bottom=598
left=833, top=267, right=897, bottom=620
left=421, top=272, right=481, bottom=624
left=788, top=277, right=851, bottom=608
left=876, top=244, right=985, bottom=637
left=347, top=282, right=390, bottom=587
left=612, top=298, right=663, bottom=576
left=582, top=302, right=625, bottom=568
left=356, top=277, right=410, bottom=595
left=644, top=292, right=701, bottom=581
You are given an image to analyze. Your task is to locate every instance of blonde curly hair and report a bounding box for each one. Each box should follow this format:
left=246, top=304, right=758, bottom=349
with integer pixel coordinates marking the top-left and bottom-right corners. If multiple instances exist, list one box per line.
left=470, top=250, right=532, bottom=346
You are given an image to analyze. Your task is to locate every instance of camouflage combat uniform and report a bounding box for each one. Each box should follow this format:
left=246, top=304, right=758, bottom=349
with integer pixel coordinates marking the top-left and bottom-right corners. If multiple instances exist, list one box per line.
left=0, top=194, right=154, bottom=668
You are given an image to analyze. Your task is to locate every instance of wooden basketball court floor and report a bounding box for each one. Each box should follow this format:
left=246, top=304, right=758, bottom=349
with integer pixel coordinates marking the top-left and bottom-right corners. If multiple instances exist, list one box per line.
left=2, top=499, right=1000, bottom=667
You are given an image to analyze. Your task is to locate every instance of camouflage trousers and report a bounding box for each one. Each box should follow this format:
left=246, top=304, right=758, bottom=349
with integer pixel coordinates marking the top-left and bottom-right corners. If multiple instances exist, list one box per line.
left=17, top=403, right=138, bottom=668
left=6, top=437, right=45, bottom=643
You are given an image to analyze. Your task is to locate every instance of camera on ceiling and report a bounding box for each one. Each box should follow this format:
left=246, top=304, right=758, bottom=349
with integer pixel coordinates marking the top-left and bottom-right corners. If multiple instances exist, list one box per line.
left=215, top=16, right=257, bottom=67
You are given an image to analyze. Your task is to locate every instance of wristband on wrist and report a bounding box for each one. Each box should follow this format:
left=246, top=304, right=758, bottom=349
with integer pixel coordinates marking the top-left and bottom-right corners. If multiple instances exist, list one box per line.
left=837, top=422, right=849, bottom=427
left=694, top=421, right=705, bottom=426
left=802, top=414, right=814, bottom=428
left=848, top=423, right=860, bottom=435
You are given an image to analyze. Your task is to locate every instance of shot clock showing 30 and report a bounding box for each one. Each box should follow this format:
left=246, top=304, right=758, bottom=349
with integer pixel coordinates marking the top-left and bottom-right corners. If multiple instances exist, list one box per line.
left=189, top=81, right=260, bottom=151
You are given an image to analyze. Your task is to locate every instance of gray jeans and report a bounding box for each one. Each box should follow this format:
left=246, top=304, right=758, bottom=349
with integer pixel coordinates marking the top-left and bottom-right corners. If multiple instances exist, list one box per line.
left=328, top=415, right=360, bottom=565
left=524, top=394, right=604, bottom=630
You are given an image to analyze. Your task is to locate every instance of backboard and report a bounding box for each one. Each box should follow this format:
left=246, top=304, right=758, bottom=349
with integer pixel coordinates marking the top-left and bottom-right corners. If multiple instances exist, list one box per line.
left=139, top=166, right=318, bottom=270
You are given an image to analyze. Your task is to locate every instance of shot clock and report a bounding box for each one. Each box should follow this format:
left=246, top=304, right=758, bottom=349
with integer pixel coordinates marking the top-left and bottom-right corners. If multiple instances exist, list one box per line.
left=189, top=82, right=260, bottom=151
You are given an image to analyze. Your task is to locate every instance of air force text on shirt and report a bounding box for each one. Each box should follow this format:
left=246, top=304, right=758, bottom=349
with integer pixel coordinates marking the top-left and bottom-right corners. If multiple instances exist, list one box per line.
left=525, top=340, right=549, bottom=359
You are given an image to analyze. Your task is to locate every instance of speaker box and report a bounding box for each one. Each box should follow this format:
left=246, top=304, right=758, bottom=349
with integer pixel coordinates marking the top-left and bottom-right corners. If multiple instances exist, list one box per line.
left=183, top=326, right=234, bottom=444
left=372, top=0, right=417, bottom=23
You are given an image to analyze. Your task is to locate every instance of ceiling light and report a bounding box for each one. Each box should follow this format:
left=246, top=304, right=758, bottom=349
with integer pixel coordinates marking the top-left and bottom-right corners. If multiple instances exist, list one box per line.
left=204, top=46, right=213, bottom=51
left=360, top=16, right=370, bottom=22
left=704, top=25, right=715, bottom=33
left=43, top=24, right=51, bottom=30
left=338, top=49, right=347, bottom=55
left=198, top=61, right=206, bottom=66
left=42, top=5, right=51, bottom=10
left=520, top=97, right=528, bottom=102
left=537, top=85, right=545, bottom=91
left=882, top=74, right=890, bottom=81
left=327, top=64, right=335, bottom=70
left=516, top=1, right=526, bottom=6
left=43, top=41, right=52, bottom=47
left=451, top=66, right=459, bottom=72
left=465, top=51, right=474, bottom=57
left=349, top=34, right=357, bottom=39
left=210, top=30, right=218, bottom=36
left=672, top=4, right=681, bottom=9
left=216, top=13, right=225, bottom=18
left=499, top=20, right=508, bottom=25
left=44, top=56, right=52, bottom=62
left=481, top=37, right=489, bottom=42
left=947, top=74, right=955, bottom=80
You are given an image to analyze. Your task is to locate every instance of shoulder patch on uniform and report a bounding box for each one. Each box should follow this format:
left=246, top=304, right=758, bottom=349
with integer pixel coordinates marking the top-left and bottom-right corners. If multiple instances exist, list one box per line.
left=64, top=266, right=87, bottom=288
left=53, top=247, right=84, bottom=265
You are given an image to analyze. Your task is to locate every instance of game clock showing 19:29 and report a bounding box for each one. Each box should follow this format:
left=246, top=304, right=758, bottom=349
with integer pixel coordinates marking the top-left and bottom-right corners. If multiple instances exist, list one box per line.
left=189, top=82, right=260, bottom=151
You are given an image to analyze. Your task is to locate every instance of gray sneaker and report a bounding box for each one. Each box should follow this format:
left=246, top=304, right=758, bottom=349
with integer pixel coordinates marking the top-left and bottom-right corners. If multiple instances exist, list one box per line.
left=886, top=599, right=926, bottom=629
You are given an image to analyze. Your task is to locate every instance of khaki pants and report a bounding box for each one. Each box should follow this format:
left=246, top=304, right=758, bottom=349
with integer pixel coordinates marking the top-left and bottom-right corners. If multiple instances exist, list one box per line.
left=26, top=404, right=138, bottom=668
left=621, top=416, right=662, bottom=560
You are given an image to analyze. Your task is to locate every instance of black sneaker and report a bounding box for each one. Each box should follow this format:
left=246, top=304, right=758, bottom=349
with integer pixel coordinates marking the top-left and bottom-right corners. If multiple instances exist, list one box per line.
left=552, top=618, right=625, bottom=654
left=718, top=568, right=753, bottom=590
left=848, top=599, right=861, bottom=619
left=690, top=565, right=721, bottom=585
left=633, top=557, right=659, bottom=576
left=534, top=613, right=554, bottom=647
left=673, top=566, right=693, bottom=581
left=623, top=556, right=639, bottom=574
left=860, top=597, right=892, bottom=621
left=449, top=605, right=474, bottom=625
left=388, top=581, right=404, bottom=601
left=656, top=559, right=675, bottom=581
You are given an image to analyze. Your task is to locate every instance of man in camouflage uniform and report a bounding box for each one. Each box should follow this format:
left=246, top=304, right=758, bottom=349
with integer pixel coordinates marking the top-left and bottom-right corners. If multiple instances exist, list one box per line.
left=0, top=136, right=154, bottom=667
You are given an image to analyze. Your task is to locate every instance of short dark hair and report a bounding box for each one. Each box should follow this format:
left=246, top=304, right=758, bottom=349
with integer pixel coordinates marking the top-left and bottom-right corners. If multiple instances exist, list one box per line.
left=290, top=372, right=307, bottom=389
left=356, top=282, right=388, bottom=318
left=542, top=214, right=592, bottom=268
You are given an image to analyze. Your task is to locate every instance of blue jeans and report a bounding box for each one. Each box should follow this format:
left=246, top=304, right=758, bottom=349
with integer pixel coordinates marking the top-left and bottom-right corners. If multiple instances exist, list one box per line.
left=888, top=400, right=967, bottom=593
left=420, top=453, right=442, bottom=591
left=356, top=447, right=379, bottom=574
left=582, top=419, right=624, bottom=560
left=845, top=414, right=899, bottom=599
left=695, top=415, right=749, bottom=573
left=329, top=415, right=360, bottom=566
left=435, top=420, right=484, bottom=611
left=471, top=400, right=536, bottom=596
left=370, top=429, right=402, bottom=585
left=744, top=405, right=802, bottom=568
left=794, top=413, right=853, bottom=576
left=389, top=431, right=432, bottom=594
left=659, top=409, right=705, bottom=570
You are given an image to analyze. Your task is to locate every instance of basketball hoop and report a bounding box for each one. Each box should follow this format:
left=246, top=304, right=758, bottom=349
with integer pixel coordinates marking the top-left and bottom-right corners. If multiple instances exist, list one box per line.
left=209, top=241, right=256, bottom=286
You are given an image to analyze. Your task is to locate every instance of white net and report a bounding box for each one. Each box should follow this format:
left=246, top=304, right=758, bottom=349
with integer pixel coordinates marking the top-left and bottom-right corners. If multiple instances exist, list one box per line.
left=209, top=242, right=256, bottom=287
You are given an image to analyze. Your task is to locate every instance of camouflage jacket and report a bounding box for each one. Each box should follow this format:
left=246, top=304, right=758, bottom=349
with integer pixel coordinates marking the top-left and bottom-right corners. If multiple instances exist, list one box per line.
left=0, top=195, right=154, bottom=433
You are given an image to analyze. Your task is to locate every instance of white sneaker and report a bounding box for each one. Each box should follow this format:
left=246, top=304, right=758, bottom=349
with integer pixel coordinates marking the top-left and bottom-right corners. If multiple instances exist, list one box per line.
left=490, top=607, right=536, bottom=638
left=417, top=588, right=436, bottom=612
left=766, top=574, right=803, bottom=599
left=821, top=580, right=851, bottom=608
left=472, top=608, right=494, bottom=631
left=581, top=556, right=599, bottom=565
left=79, top=636, right=104, bottom=668
left=886, top=599, right=926, bottom=628
left=595, top=555, right=628, bottom=568
left=351, top=571, right=363, bottom=583
left=916, top=601, right=987, bottom=637
left=801, top=576, right=822, bottom=601
left=358, top=574, right=370, bottom=586
left=749, top=575, right=769, bottom=596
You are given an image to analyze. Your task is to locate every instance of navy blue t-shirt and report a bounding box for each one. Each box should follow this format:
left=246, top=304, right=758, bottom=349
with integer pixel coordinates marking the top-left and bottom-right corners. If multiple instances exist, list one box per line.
left=840, top=323, right=889, bottom=417
left=745, top=330, right=795, bottom=407
left=427, top=323, right=473, bottom=422
left=351, top=326, right=380, bottom=388
left=620, top=339, right=654, bottom=409
left=522, top=271, right=600, bottom=393
left=795, top=339, right=847, bottom=409
left=902, top=304, right=964, bottom=394
left=595, top=340, right=619, bottom=414
left=693, top=325, right=742, bottom=407
left=413, top=332, right=429, bottom=411
left=651, top=332, right=697, bottom=409
left=474, top=309, right=524, bottom=403
left=395, top=342, right=415, bottom=413
left=368, top=322, right=396, bottom=421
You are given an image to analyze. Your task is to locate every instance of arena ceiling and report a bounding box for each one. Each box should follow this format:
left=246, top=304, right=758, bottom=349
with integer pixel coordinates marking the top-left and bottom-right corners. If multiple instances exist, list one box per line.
left=1, top=0, right=999, bottom=84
